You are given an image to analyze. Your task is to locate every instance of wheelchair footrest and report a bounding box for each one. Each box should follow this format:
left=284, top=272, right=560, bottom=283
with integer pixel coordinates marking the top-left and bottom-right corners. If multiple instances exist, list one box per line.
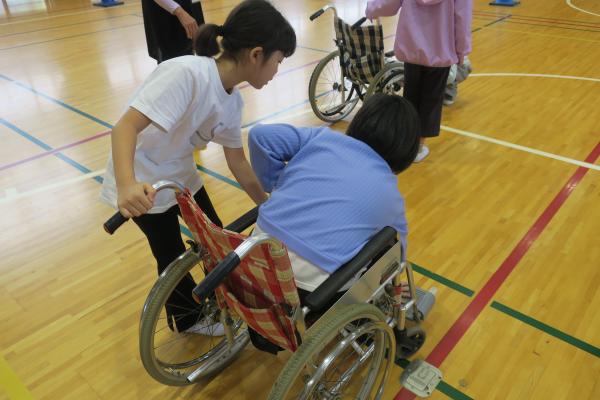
left=400, top=359, right=442, bottom=398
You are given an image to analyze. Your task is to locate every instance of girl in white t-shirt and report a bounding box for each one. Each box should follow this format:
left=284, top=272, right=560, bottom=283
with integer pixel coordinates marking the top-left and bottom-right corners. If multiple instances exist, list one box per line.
left=101, top=0, right=296, bottom=335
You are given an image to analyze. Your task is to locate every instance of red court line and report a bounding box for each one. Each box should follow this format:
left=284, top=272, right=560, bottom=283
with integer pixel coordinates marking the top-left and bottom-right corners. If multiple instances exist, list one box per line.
left=395, top=141, right=600, bottom=400
left=0, top=130, right=110, bottom=171
left=2, top=58, right=325, bottom=170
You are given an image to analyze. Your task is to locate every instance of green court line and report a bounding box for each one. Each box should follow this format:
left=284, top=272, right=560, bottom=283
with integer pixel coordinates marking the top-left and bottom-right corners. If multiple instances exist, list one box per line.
left=195, top=155, right=600, bottom=368
left=396, top=358, right=473, bottom=400
left=411, top=263, right=475, bottom=297
left=491, top=301, right=600, bottom=359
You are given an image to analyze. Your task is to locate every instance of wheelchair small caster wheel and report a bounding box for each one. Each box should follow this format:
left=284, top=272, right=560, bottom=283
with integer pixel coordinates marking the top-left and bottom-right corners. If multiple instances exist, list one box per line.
left=396, top=326, right=426, bottom=358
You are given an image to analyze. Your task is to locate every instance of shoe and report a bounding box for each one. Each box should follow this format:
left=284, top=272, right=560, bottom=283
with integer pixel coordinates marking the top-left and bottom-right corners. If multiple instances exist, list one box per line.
left=184, top=317, right=225, bottom=336
left=414, top=145, right=430, bottom=163
left=443, top=96, right=455, bottom=106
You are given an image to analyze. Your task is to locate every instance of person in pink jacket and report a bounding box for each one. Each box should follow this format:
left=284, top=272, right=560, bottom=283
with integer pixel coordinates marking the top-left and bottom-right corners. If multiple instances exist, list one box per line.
left=366, top=0, right=472, bottom=162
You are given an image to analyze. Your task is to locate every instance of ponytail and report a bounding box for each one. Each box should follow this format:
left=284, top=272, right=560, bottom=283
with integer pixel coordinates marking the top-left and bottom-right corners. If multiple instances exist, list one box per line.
left=194, top=23, right=221, bottom=57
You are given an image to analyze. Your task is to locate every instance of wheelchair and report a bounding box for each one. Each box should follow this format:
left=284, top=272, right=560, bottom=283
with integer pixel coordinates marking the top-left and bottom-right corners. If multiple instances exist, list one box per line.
left=103, top=181, right=438, bottom=399
left=307, top=5, right=404, bottom=123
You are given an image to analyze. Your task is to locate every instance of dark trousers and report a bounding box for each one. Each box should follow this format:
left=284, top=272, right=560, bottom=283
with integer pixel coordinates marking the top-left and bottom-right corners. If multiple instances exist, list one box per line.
left=141, top=0, right=205, bottom=63
left=133, top=186, right=222, bottom=331
left=403, top=62, right=451, bottom=138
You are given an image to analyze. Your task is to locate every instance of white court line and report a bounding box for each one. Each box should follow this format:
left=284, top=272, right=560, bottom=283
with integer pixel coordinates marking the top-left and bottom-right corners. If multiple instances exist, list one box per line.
left=6, top=72, right=598, bottom=203
left=445, top=72, right=600, bottom=170
left=0, top=169, right=105, bottom=205
left=566, top=0, right=600, bottom=17
left=441, top=125, right=600, bottom=171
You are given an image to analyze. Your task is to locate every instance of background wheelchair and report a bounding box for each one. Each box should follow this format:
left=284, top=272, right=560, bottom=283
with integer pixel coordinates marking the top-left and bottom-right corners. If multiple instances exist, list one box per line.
left=104, top=181, right=440, bottom=399
left=308, top=5, right=404, bottom=123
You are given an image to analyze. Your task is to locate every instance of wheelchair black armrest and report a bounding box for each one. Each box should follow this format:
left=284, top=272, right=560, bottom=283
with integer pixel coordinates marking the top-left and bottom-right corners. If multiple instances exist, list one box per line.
left=304, top=227, right=398, bottom=311
left=224, top=206, right=259, bottom=233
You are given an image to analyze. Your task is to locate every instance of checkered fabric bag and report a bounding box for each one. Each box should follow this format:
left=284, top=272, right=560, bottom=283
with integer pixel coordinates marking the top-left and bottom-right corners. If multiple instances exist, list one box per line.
left=177, top=189, right=301, bottom=352
left=334, top=16, right=384, bottom=84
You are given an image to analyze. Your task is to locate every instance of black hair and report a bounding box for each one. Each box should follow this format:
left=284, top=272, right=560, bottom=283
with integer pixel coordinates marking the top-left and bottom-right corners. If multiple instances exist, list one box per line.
left=346, top=93, right=420, bottom=173
left=194, top=0, right=296, bottom=61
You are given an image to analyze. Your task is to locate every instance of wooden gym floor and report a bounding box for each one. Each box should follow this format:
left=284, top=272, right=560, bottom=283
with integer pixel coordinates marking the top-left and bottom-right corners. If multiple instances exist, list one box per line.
left=1, top=0, right=599, bottom=399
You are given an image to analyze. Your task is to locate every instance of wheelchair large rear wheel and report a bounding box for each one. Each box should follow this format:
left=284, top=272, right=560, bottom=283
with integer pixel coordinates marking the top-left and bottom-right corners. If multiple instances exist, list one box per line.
left=365, top=62, right=404, bottom=99
left=268, top=303, right=395, bottom=400
left=308, top=50, right=362, bottom=123
left=139, top=248, right=249, bottom=386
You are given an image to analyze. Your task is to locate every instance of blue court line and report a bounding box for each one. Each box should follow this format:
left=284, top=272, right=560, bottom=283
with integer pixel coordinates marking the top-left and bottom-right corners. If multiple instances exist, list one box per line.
left=196, top=165, right=241, bottom=189
left=0, top=74, right=114, bottom=129
left=180, top=225, right=193, bottom=239
left=193, top=96, right=312, bottom=187
left=1, top=71, right=311, bottom=188
left=4, top=85, right=597, bottom=367
left=0, top=118, right=103, bottom=183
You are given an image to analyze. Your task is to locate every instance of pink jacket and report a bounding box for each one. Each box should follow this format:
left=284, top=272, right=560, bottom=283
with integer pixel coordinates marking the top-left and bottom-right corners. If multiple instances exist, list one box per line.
left=366, top=0, right=472, bottom=67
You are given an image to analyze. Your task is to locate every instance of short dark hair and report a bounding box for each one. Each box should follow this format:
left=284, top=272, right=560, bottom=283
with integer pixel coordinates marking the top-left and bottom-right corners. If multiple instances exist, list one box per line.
left=346, top=93, right=420, bottom=173
left=194, top=0, right=296, bottom=60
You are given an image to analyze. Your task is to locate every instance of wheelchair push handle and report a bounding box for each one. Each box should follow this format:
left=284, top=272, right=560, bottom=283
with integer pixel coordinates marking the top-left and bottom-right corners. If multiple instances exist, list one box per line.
left=309, top=8, right=325, bottom=21
left=309, top=4, right=337, bottom=21
left=351, top=17, right=367, bottom=29
left=104, top=212, right=129, bottom=235
left=102, top=180, right=185, bottom=235
left=309, top=5, right=366, bottom=29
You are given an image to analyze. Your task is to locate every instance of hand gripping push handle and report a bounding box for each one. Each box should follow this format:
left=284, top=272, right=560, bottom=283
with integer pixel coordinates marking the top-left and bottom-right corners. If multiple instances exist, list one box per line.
left=103, top=180, right=185, bottom=234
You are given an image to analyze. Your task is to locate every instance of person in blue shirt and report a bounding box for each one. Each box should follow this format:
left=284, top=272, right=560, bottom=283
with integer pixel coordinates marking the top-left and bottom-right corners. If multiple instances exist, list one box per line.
left=249, top=93, right=419, bottom=293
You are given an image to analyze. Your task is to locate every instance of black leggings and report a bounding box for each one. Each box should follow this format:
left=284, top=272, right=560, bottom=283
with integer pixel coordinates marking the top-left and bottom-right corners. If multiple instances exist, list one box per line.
left=133, top=186, right=222, bottom=331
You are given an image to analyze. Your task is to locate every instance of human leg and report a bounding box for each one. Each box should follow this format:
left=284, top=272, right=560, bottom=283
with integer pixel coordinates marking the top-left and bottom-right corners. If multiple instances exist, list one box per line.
left=133, top=205, right=201, bottom=331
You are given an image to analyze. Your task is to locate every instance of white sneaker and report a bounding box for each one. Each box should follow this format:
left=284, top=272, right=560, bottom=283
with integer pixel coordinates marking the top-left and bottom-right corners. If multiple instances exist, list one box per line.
left=184, top=317, right=225, bottom=336
left=443, top=96, right=455, bottom=106
left=414, top=145, right=430, bottom=163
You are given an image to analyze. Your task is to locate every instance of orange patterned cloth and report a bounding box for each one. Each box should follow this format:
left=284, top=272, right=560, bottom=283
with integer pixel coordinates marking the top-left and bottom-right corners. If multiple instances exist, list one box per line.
left=177, top=189, right=300, bottom=351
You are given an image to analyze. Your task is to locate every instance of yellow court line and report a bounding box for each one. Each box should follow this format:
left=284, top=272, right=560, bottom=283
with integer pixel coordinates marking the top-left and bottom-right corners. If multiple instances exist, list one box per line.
left=489, top=26, right=600, bottom=45
left=0, top=355, right=34, bottom=400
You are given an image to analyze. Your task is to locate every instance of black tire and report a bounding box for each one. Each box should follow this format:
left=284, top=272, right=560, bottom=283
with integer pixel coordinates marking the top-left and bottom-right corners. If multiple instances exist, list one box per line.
left=308, top=50, right=362, bottom=122
left=268, top=303, right=395, bottom=400
left=139, top=248, right=249, bottom=385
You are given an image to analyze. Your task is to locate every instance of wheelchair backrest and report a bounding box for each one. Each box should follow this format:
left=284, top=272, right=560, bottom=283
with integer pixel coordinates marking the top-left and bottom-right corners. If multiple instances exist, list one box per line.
left=334, top=16, right=385, bottom=84
left=176, top=189, right=301, bottom=351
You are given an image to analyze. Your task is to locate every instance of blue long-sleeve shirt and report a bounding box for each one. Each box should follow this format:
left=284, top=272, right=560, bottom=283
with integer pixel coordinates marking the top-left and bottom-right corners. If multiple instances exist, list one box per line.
left=249, top=124, right=408, bottom=274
